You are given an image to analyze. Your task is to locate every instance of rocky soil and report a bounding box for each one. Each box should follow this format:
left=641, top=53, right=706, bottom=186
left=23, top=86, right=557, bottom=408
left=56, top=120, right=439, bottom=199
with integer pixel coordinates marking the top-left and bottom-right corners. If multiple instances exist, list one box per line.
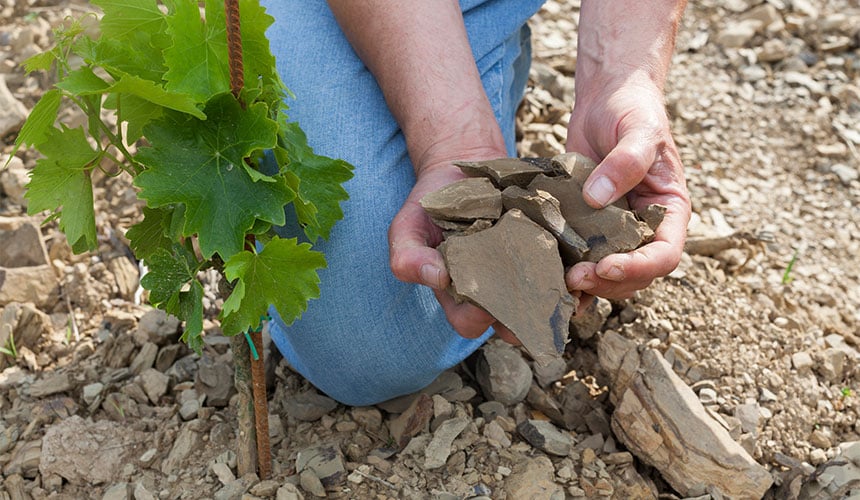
left=2, top=0, right=860, bottom=499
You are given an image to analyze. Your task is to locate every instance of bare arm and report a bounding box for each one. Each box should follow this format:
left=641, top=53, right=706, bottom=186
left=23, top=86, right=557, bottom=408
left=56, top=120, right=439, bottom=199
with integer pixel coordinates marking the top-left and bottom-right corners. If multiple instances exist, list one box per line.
left=327, top=1, right=509, bottom=338
left=566, top=0, right=692, bottom=298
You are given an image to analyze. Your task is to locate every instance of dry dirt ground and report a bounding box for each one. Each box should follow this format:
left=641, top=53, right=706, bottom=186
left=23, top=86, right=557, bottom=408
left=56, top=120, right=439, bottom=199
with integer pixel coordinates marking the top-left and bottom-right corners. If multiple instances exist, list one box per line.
left=1, top=0, right=860, bottom=499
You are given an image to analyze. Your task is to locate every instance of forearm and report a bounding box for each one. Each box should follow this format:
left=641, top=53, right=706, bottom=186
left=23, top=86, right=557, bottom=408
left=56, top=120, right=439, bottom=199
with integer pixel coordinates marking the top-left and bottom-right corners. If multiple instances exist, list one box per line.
left=576, top=0, right=687, bottom=92
left=327, top=1, right=506, bottom=173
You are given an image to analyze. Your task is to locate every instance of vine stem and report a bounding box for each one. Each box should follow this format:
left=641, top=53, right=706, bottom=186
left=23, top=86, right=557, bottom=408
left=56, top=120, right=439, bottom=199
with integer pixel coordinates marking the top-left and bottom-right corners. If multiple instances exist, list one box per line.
left=225, top=0, right=272, bottom=480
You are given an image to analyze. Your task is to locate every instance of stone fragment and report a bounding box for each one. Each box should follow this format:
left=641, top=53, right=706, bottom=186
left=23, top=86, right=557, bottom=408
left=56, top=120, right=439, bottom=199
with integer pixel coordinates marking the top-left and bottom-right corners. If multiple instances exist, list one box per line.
left=285, top=390, right=338, bottom=422
left=475, top=340, right=533, bottom=404
left=299, top=469, right=326, bottom=497
left=4, top=439, right=40, bottom=478
left=29, top=372, right=72, bottom=398
left=792, top=351, right=814, bottom=372
left=0, top=265, right=59, bottom=308
left=350, top=407, right=383, bottom=431
left=800, top=441, right=860, bottom=500
left=129, top=342, right=158, bottom=375
left=570, top=296, right=612, bottom=340
left=423, top=416, right=469, bottom=470
left=102, top=482, right=129, bottom=500
left=483, top=420, right=511, bottom=447
left=526, top=383, right=565, bottom=426
left=0, top=220, right=47, bottom=268
left=41, top=415, right=147, bottom=484
left=431, top=217, right=493, bottom=235
left=82, top=382, right=104, bottom=406
left=716, top=20, right=759, bottom=48
left=419, top=177, right=502, bottom=222
left=211, top=462, right=236, bottom=485
left=817, top=347, right=847, bottom=382
left=635, top=204, right=667, bottom=232
left=477, top=401, right=507, bottom=421
left=831, top=164, right=859, bottom=185
left=598, top=331, right=772, bottom=498
left=140, top=368, right=169, bottom=404
left=155, top=344, right=182, bottom=373
left=517, top=419, right=574, bottom=456
left=135, top=309, right=180, bottom=346
left=456, top=158, right=549, bottom=188
left=134, top=481, right=157, bottom=500
left=296, top=443, right=346, bottom=488
left=503, top=455, right=564, bottom=499
left=108, top=257, right=140, bottom=301
left=441, top=210, right=575, bottom=365
left=161, top=422, right=200, bottom=474
left=0, top=302, right=52, bottom=366
left=179, top=399, right=199, bottom=421
left=276, top=483, right=305, bottom=500
left=529, top=173, right=654, bottom=262
left=533, top=356, right=567, bottom=387
left=376, top=370, right=462, bottom=413
left=195, top=356, right=235, bottom=407
left=0, top=75, right=27, bottom=137
left=389, top=393, right=433, bottom=448
left=501, top=185, right=588, bottom=264
left=0, top=155, right=28, bottom=206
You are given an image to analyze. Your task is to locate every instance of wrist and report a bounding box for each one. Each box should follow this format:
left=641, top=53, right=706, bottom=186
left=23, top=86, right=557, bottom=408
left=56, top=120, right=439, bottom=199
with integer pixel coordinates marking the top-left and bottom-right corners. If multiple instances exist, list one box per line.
left=407, top=114, right=508, bottom=178
left=575, top=0, right=685, bottom=94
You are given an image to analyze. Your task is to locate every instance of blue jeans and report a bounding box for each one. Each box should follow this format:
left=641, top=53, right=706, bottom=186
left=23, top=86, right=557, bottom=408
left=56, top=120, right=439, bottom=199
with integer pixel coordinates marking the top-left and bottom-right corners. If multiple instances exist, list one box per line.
left=262, top=0, right=543, bottom=406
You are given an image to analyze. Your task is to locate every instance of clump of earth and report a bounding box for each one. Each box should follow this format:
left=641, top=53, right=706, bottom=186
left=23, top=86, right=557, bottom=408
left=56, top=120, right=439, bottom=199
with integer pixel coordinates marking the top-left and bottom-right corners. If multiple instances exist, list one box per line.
left=1, top=0, right=860, bottom=499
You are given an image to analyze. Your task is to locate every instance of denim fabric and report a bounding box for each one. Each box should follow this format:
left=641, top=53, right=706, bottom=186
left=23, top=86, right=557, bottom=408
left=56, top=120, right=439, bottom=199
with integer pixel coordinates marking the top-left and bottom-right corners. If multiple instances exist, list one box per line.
left=262, top=0, right=544, bottom=406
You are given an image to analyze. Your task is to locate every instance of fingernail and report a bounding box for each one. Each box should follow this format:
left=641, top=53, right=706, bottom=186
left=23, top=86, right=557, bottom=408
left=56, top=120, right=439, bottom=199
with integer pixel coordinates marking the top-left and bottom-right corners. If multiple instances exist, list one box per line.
left=420, top=264, right=441, bottom=289
left=571, top=272, right=596, bottom=290
left=604, top=264, right=624, bottom=281
left=585, top=176, right=616, bottom=207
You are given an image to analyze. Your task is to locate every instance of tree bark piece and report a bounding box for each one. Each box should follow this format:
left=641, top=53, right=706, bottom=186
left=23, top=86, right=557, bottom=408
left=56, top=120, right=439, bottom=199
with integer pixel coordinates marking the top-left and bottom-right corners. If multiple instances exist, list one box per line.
left=598, top=332, right=773, bottom=499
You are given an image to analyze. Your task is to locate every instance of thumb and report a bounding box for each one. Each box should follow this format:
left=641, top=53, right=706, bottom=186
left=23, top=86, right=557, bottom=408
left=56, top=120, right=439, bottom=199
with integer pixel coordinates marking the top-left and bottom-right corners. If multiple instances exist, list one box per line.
left=388, top=200, right=450, bottom=289
left=582, top=131, right=656, bottom=208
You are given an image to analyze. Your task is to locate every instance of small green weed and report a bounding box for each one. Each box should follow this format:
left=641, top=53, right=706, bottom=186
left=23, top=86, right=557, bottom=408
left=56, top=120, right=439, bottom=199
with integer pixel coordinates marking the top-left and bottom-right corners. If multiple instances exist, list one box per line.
left=782, top=250, right=799, bottom=285
left=0, top=332, right=17, bottom=358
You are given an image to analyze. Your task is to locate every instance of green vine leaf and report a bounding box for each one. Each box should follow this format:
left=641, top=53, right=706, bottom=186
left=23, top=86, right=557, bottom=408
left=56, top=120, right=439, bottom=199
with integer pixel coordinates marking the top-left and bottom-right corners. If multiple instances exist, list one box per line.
left=7, top=88, right=61, bottom=163
left=163, top=0, right=229, bottom=102
left=278, top=122, right=353, bottom=241
left=135, top=93, right=293, bottom=259
left=221, top=237, right=326, bottom=336
left=126, top=206, right=174, bottom=260
left=140, top=244, right=205, bottom=352
left=25, top=126, right=99, bottom=253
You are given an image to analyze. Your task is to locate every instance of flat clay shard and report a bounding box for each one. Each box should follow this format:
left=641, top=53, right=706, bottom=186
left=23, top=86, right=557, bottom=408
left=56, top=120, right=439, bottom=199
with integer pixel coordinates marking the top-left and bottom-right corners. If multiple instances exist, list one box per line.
left=419, top=177, right=502, bottom=222
left=455, top=158, right=549, bottom=188
left=501, top=186, right=588, bottom=265
left=439, top=209, right=576, bottom=366
left=528, top=173, right=654, bottom=262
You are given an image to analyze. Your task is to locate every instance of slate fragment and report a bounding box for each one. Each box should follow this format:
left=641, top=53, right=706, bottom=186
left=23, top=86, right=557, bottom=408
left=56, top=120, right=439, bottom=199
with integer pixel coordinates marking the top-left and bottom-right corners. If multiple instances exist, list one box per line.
left=636, top=204, right=668, bottom=232
left=528, top=173, right=654, bottom=262
left=598, top=332, right=773, bottom=498
left=439, top=209, right=575, bottom=365
left=502, top=185, right=588, bottom=264
left=419, top=177, right=502, bottom=222
left=455, top=158, right=548, bottom=188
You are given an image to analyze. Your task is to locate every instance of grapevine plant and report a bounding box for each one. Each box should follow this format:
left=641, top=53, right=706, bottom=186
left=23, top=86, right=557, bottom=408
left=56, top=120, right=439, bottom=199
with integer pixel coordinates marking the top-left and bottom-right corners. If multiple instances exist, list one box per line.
left=9, top=0, right=353, bottom=351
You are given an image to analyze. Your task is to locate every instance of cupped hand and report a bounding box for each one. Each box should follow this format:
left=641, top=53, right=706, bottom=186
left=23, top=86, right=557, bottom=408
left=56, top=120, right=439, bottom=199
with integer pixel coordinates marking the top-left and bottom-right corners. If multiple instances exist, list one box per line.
left=387, top=151, right=520, bottom=344
left=565, top=78, right=691, bottom=300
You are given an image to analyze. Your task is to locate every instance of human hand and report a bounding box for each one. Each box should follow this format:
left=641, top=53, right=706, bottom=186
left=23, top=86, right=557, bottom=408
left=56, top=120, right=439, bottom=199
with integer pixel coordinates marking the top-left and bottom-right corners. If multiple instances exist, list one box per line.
left=388, top=149, right=521, bottom=344
left=564, top=77, right=691, bottom=300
